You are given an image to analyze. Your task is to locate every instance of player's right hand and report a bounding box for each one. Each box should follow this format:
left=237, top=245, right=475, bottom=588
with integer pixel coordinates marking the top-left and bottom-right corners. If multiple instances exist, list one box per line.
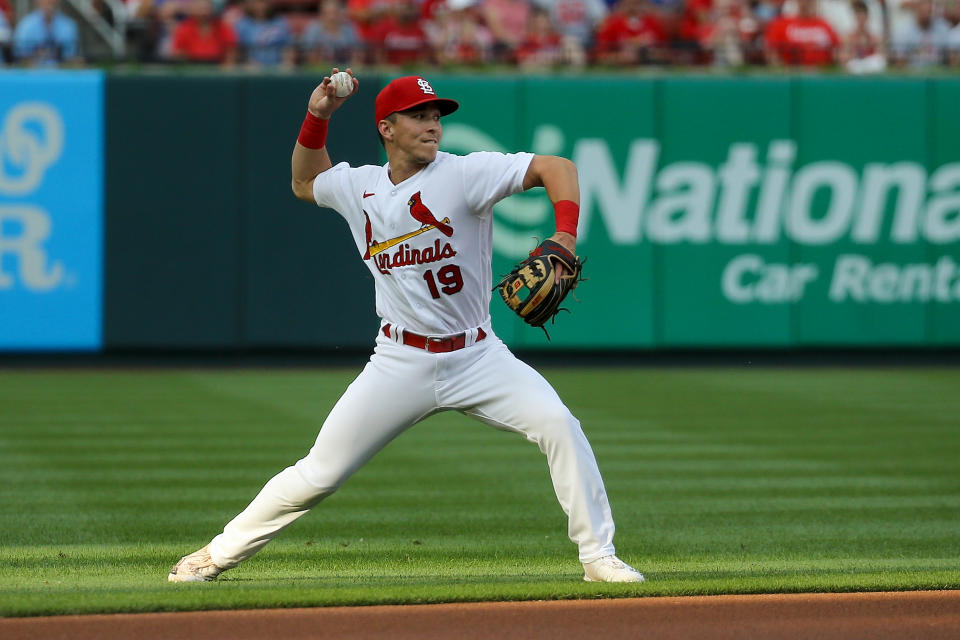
left=308, top=68, right=359, bottom=120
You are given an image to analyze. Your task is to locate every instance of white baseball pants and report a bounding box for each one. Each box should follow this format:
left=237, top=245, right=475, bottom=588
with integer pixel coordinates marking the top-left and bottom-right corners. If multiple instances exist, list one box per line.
left=209, top=328, right=617, bottom=568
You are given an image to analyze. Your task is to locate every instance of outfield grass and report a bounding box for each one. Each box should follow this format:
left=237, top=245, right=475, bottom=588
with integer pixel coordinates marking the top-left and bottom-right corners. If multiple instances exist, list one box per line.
left=1, top=366, right=958, bottom=616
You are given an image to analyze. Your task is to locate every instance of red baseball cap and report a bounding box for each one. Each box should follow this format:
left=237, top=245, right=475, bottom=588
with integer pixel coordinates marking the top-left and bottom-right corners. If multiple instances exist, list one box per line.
left=375, top=76, right=459, bottom=125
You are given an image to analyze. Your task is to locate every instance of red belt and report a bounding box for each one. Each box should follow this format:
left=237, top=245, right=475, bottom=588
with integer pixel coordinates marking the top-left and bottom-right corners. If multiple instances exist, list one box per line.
left=382, top=324, right=486, bottom=353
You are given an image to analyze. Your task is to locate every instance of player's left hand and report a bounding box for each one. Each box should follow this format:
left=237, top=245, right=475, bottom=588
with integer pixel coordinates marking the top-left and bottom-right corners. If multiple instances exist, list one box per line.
left=548, top=231, right=577, bottom=284
left=308, top=68, right=359, bottom=119
left=496, top=237, right=584, bottom=336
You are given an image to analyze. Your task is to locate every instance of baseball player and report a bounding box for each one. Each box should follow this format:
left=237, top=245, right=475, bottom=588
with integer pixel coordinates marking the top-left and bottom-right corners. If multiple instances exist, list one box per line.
left=168, top=70, right=643, bottom=584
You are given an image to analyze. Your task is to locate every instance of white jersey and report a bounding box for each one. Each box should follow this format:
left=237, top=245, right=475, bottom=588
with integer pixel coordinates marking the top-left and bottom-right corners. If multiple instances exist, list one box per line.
left=312, top=150, right=534, bottom=336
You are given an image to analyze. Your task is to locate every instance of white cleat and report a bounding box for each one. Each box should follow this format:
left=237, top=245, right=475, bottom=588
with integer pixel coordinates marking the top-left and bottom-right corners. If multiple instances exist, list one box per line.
left=582, top=555, right=645, bottom=583
left=168, top=545, right=225, bottom=583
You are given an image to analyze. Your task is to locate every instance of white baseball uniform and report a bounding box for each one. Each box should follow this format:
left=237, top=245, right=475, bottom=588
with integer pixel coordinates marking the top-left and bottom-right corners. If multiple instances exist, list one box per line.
left=207, top=150, right=618, bottom=569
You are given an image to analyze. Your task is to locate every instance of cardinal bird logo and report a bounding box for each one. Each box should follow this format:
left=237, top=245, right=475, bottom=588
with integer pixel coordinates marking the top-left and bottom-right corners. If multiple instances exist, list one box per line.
left=363, top=192, right=454, bottom=259
left=363, top=211, right=375, bottom=259
left=408, top=192, right=453, bottom=237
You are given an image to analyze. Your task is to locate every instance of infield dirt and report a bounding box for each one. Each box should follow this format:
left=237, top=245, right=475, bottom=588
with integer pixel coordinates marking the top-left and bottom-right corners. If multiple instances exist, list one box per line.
left=3, top=590, right=959, bottom=640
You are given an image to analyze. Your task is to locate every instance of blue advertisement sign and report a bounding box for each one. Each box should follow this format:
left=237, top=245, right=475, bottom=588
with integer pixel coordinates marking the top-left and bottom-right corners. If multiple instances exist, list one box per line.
left=0, top=71, right=104, bottom=350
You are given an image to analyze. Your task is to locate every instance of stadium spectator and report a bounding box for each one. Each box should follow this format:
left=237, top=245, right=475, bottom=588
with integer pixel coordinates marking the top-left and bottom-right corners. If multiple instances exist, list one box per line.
left=885, top=0, right=923, bottom=41
left=346, top=0, right=390, bottom=47
left=482, top=0, right=532, bottom=60
left=675, top=0, right=711, bottom=62
left=943, top=0, right=960, bottom=63
left=0, top=9, right=10, bottom=65
left=419, top=0, right=447, bottom=22
left=429, top=0, right=494, bottom=65
left=14, top=0, right=957, bottom=68
left=223, top=0, right=247, bottom=24
left=13, top=0, right=83, bottom=66
left=534, top=0, right=607, bottom=60
left=947, top=0, right=960, bottom=28
left=301, top=0, right=364, bottom=65
left=819, top=0, right=885, bottom=40
left=648, top=0, right=683, bottom=15
left=736, top=0, right=767, bottom=63
left=516, top=5, right=565, bottom=65
left=946, top=0, right=960, bottom=26
left=0, top=0, right=11, bottom=65
left=124, top=0, right=162, bottom=61
left=234, top=0, right=295, bottom=67
left=890, top=0, right=949, bottom=66
left=764, top=0, right=840, bottom=66
left=593, top=0, right=668, bottom=64
left=171, top=0, right=238, bottom=64
left=751, top=0, right=779, bottom=24
left=370, top=0, right=430, bottom=65
left=841, top=0, right=887, bottom=71
left=689, top=0, right=759, bottom=66
left=151, top=0, right=194, bottom=59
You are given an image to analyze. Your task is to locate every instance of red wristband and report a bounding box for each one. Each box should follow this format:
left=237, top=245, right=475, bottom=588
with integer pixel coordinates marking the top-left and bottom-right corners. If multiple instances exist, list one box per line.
left=553, top=200, right=579, bottom=237
left=297, top=110, right=329, bottom=149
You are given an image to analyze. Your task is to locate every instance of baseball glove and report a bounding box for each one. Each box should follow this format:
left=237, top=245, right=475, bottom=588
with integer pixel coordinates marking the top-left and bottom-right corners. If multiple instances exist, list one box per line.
left=496, top=239, right=584, bottom=337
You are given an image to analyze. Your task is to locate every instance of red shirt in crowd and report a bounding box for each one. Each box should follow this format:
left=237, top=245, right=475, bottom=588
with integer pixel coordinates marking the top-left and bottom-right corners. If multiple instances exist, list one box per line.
left=347, top=0, right=384, bottom=43
left=418, top=0, right=446, bottom=22
left=595, top=11, right=667, bottom=52
left=677, top=0, right=712, bottom=42
left=371, top=18, right=429, bottom=65
left=172, top=18, right=237, bottom=63
left=516, top=32, right=562, bottom=63
left=764, top=15, right=839, bottom=66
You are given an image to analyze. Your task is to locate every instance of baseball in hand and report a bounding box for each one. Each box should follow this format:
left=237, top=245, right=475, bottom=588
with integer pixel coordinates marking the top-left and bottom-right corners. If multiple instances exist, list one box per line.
left=331, top=72, right=353, bottom=98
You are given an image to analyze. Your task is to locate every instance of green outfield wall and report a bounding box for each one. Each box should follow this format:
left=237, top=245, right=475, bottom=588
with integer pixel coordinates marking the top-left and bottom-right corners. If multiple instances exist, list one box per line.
left=104, top=75, right=381, bottom=349
left=2, top=73, right=958, bottom=351
left=440, top=75, right=960, bottom=349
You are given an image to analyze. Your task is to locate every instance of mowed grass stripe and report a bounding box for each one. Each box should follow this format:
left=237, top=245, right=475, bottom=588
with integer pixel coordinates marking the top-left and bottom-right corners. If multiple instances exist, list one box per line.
left=1, top=367, right=958, bottom=615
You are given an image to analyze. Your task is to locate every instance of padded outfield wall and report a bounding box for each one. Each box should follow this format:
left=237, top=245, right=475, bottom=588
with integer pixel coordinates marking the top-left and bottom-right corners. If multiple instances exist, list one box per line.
left=0, top=72, right=958, bottom=351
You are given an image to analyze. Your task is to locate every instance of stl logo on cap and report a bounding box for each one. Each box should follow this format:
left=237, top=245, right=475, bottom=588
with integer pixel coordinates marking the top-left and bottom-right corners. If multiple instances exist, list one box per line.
left=374, top=76, right=459, bottom=125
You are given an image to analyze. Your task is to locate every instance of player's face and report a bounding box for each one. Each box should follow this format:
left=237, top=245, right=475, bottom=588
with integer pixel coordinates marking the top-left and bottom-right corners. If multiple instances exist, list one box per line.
left=391, top=105, right=443, bottom=165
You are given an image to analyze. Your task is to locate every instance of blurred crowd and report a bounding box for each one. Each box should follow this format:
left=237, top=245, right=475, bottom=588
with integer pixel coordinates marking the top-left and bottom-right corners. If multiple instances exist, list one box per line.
left=2, top=0, right=960, bottom=69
